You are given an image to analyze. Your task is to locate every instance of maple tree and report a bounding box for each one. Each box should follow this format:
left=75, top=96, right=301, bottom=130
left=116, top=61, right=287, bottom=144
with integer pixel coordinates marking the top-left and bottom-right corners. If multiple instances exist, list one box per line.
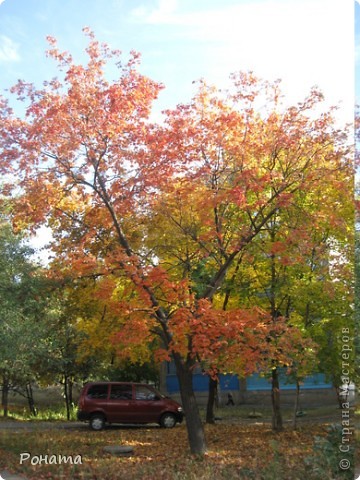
left=0, top=30, right=352, bottom=453
left=212, top=156, right=353, bottom=430
left=147, top=78, right=352, bottom=431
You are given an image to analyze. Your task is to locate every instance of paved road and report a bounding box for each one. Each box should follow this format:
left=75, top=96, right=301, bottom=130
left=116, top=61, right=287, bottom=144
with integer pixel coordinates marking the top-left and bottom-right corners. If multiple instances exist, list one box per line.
left=0, top=470, right=28, bottom=480
left=0, top=421, right=86, bottom=431
left=1, top=413, right=357, bottom=431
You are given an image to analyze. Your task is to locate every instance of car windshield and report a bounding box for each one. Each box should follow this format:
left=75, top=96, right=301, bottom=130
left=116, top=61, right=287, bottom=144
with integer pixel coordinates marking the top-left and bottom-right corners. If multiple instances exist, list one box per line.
left=152, top=388, right=165, bottom=399
left=135, top=385, right=165, bottom=400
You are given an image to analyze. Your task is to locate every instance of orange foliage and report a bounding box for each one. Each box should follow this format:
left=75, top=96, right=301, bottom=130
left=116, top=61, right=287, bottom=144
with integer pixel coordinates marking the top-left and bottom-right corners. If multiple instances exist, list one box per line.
left=0, top=31, right=352, bottom=412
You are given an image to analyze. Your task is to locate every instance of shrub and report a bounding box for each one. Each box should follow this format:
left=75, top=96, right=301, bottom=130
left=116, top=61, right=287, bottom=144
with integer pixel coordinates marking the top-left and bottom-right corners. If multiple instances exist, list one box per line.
left=304, top=424, right=355, bottom=480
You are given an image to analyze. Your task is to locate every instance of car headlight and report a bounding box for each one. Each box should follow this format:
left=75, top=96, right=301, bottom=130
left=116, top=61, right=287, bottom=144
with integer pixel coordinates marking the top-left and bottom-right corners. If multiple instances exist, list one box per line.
left=177, top=407, right=183, bottom=412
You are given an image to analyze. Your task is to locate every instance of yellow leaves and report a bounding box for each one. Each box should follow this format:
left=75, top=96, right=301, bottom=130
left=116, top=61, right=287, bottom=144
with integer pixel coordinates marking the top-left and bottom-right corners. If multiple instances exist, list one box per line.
left=0, top=29, right=353, bottom=395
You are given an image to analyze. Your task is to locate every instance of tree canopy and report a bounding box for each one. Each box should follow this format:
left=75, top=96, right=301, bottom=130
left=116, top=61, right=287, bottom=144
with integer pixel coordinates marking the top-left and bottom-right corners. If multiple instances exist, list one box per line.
left=0, top=30, right=353, bottom=453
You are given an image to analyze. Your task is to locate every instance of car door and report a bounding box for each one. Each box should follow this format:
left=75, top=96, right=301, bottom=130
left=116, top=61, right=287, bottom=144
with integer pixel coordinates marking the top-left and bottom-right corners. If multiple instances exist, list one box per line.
left=106, top=383, right=133, bottom=423
left=84, top=383, right=109, bottom=416
left=132, top=385, right=164, bottom=423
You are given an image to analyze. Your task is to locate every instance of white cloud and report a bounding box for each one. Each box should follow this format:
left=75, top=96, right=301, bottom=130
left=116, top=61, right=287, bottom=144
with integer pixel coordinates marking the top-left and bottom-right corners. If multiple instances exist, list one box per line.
left=134, top=0, right=353, bottom=125
left=0, top=35, right=20, bottom=63
left=131, top=0, right=178, bottom=24
left=149, top=0, right=178, bottom=23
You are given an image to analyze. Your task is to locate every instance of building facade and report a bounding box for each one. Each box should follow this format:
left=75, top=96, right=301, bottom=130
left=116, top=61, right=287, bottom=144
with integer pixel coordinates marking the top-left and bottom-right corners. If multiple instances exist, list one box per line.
left=165, top=362, right=336, bottom=406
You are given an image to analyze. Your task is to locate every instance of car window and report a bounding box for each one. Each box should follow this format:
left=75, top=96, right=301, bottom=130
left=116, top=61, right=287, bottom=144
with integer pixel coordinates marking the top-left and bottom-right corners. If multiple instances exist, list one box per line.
left=135, top=385, right=157, bottom=400
left=110, top=384, right=132, bottom=400
left=86, top=384, right=108, bottom=399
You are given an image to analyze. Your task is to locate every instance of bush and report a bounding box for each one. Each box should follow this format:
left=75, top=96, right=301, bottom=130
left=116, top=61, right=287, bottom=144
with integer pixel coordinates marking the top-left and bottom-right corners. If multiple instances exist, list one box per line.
left=304, top=424, right=355, bottom=480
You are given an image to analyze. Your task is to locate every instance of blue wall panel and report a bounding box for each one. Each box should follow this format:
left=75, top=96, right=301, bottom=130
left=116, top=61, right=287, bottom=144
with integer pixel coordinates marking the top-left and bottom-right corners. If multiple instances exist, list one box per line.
left=246, top=371, right=332, bottom=391
left=165, top=362, right=332, bottom=394
left=166, top=372, right=214, bottom=394
left=219, top=374, right=240, bottom=391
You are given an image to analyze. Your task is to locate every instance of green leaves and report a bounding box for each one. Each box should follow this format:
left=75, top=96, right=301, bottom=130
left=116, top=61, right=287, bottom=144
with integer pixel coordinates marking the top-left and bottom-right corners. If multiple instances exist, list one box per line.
left=0, top=222, right=53, bottom=412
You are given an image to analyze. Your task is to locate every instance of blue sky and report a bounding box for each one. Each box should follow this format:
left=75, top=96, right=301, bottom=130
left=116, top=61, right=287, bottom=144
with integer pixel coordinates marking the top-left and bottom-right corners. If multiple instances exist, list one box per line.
left=0, top=0, right=355, bottom=260
left=356, top=0, right=360, bottom=104
left=0, top=0, right=355, bottom=123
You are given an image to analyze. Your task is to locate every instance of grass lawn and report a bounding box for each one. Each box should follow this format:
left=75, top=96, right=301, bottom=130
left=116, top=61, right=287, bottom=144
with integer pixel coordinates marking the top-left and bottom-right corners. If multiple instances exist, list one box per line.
left=0, top=419, right=358, bottom=480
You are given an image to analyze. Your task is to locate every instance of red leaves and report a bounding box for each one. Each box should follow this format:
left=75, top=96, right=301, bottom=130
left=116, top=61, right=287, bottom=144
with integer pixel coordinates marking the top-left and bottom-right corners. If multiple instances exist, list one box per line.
left=230, top=186, right=247, bottom=207
left=0, top=30, right=352, bottom=396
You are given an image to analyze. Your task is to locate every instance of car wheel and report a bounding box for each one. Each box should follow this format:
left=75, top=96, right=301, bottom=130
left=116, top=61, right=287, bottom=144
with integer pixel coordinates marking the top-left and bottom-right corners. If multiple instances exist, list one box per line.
left=90, top=414, right=106, bottom=431
left=160, top=412, right=177, bottom=428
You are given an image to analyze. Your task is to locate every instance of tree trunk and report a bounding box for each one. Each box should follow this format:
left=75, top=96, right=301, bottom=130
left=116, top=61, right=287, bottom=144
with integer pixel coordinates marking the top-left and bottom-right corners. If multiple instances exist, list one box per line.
left=159, top=361, right=168, bottom=394
left=68, top=377, right=73, bottom=407
left=239, top=377, right=247, bottom=404
left=173, top=353, right=207, bottom=455
left=271, top=368, right=283, bottom=431
left=335, top=384, right=347, bottom=408
left=26, top=383, right=37, bottom=417
left=64, top=375, right=71, bottom=421
left=206, top=375, right=218, bottom=424
left=293, top=379, right=300, bottom=430
left=1, top=375, right=9, bottom=418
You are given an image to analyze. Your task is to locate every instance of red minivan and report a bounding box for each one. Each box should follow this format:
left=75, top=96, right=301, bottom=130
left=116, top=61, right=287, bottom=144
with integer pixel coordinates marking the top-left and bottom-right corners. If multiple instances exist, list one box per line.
left=77, top=382, right=184, bottom=430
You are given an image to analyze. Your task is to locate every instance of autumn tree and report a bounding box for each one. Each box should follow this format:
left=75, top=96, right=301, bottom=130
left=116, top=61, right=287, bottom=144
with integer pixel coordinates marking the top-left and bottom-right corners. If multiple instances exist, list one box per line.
left=216, top=155, right=353, bottom=429
left=146, top=77, right=352, bottom=430
left=355, top=107, right=360, bottom=390
left=0, top=31, right=352, bottom=453
left=52, top=276, right=161, bottom=389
